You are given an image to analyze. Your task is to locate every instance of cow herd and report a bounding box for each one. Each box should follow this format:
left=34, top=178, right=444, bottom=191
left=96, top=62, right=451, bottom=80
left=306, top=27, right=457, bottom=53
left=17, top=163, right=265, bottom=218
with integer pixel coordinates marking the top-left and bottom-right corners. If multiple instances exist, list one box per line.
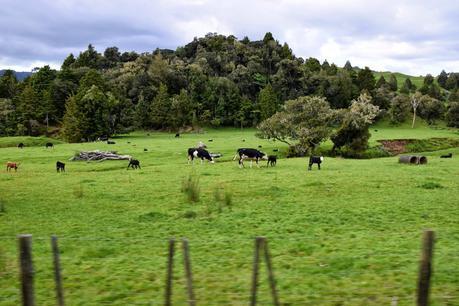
left=4, top=137, right=455, bottom=174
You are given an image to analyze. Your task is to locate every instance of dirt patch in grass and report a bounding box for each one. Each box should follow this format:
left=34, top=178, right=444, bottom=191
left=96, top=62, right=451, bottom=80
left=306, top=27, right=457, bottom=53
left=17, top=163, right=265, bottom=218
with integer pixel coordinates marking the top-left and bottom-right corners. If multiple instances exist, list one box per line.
left=378, top=138, right=459, bottom=155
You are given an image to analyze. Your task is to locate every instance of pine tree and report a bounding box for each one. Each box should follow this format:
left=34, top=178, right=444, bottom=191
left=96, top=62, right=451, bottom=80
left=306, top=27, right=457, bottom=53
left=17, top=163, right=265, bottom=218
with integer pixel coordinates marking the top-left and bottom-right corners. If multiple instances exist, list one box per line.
left=388, top=74, right=398, bottom=91
left=437, top=70, right=448, bottom=88
left=343, top=60, right=353, bottom=71
left=376, top=76, right=387, bottom=88
left=258, top=83, right=278, bottom=121
left=357, top=67, right=376, bottom=92
left=150, top=83, right=171, bottom=129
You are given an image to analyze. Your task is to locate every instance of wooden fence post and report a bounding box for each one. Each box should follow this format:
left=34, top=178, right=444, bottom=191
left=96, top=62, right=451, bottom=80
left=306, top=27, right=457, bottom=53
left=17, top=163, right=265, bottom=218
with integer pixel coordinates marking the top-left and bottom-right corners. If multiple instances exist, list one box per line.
left=164, top=239, right=175, bottom=306
left=182, top=239, right=196, bottom=306
left=263, top=239, right=280, bottom=306
left=417, top=230, right=435, bottom=306
left=250, top=237, right=263, bottom=306
left=18, top=234, right=35, bottom=306
left=51, top=235, right=65, bottom=306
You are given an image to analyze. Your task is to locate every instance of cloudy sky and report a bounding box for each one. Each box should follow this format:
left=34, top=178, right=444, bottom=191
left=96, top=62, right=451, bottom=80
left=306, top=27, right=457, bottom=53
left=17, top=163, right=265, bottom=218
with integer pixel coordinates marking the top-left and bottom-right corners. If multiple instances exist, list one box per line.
left=1, top=0, right=459, bottom=75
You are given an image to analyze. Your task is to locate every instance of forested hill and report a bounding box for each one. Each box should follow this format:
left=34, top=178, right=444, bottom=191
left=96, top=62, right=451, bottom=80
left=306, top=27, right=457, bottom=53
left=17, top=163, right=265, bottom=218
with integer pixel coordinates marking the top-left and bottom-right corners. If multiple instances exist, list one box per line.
left=0, top=70, right=32, bottom=81
left=0, top=32, right=458, bottom=141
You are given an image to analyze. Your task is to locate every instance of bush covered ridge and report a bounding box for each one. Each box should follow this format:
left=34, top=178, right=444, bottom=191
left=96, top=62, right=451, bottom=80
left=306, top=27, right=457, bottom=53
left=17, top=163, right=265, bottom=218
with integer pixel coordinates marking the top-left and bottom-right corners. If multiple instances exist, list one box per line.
left=1, top=33, right=458, bottom=142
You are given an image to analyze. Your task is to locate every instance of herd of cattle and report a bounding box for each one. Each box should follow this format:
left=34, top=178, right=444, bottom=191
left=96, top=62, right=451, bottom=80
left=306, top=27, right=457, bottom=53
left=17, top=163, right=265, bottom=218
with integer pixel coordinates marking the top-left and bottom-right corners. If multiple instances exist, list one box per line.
left=5, top=138, right=454, bottom=173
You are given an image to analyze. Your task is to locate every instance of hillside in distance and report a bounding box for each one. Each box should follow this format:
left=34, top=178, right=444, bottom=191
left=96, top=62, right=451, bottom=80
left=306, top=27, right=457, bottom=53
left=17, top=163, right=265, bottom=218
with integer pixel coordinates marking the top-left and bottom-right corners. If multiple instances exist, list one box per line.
left=0, top=69, right=32, bottom=81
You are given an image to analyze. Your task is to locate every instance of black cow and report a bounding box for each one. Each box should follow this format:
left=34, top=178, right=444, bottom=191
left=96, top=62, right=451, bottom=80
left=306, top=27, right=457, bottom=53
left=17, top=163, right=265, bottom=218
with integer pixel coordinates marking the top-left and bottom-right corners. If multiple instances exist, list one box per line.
left=233, top=148, right=268, bottom=168
left=56, top=161, right=65, bottom=172
left=440, top=153, right=452, bottom=158
left=127, top=159, right=141, bottom=169
left=308, top=156, right=324, bottom=170
left=267, top=155, right=277, bottom=167
left=175, top=133, right=180, bottom=138
left=188, top=148, right=214, bottom=164
left=45, top=142, right=53, bottom=148
left=107, top=141, right=116, bottom=144
left=18, top=143, right=24, bottom=149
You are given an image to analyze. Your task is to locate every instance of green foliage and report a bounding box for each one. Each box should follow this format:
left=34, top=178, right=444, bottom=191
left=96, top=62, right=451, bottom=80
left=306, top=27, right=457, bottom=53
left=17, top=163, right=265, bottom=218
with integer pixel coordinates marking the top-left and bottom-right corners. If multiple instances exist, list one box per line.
left=150, top=83, right=171, bottom=129
left=357, top=67, right=376, bottom=92
left=437, top=70, right=448, bottom=88
left=388, top=74, right=398, bottom=91
left=257, top=95, right=335, bottom=152
left=331, top=92, right=380, bottom=152
left=388, top=94, right=411, bottom=124
left=418, top=95, right=445, bottom=124
left=258, top=83, right=278, bottom=121
left=446, top=101, right=459, bottom=127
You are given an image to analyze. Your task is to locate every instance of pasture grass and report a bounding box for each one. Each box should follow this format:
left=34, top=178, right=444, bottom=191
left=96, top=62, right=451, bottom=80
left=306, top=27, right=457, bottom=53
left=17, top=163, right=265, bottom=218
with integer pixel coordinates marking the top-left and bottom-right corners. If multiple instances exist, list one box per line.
left=0, top=125, right=459, bottom=305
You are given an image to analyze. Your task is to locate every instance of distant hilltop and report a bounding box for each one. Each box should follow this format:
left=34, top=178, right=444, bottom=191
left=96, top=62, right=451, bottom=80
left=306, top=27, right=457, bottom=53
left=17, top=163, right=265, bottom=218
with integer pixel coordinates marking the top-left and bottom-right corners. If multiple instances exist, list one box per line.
left=0, top=69, right=32, bottom=81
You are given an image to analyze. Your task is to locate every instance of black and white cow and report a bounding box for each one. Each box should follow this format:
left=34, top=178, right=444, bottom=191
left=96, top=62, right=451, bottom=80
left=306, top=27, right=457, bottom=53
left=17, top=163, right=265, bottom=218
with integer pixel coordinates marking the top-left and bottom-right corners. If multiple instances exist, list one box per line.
left=308, top=156, right=324, bottom=170
left=233, top=148, right=268, bottom=168
left=188, top=148, right=214, bottom=164
left=56, top=161, right=65, bottom=172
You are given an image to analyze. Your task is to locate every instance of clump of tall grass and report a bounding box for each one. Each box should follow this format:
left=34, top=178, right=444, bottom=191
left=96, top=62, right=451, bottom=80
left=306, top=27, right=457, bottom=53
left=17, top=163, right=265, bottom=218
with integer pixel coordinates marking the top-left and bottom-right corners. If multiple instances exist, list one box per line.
left=73, top=182, right=84, bottom=198
left=214, top=184, right=233, bottom=212
left=181, top=173, right=200, bottom=203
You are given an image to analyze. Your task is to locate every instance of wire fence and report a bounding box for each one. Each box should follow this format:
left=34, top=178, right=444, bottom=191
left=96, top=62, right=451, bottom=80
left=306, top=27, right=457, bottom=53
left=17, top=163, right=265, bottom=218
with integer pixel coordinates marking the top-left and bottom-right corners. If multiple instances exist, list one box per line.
left=0, top=231, right=458, bottom=305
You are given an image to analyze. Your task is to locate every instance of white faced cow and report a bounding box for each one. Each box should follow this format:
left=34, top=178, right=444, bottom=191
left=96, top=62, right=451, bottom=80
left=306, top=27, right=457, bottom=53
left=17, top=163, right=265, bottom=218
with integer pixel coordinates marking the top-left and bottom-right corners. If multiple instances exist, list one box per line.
left=233, top=148, right=268, bottom=168
left=188, top=148, right=214, bottom=164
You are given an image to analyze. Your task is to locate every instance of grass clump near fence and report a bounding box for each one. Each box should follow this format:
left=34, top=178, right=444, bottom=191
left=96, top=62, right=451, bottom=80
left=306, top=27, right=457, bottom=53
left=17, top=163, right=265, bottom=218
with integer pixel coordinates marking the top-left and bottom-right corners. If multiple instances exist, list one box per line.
left=182, top=172, right=201, bottom=203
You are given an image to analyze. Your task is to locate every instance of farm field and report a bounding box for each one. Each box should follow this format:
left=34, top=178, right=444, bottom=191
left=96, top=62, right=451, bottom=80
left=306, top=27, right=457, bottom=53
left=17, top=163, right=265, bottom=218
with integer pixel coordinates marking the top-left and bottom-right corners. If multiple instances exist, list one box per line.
left=1, top=126, right=459, bottom=305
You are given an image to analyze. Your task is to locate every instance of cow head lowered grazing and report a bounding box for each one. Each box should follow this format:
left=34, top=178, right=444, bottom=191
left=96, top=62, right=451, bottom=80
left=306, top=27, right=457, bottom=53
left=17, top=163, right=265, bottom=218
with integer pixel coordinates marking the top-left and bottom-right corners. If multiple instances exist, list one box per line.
left=233, top=148, right=268, bottom=168
left=187, top=148, right=214, bottom=164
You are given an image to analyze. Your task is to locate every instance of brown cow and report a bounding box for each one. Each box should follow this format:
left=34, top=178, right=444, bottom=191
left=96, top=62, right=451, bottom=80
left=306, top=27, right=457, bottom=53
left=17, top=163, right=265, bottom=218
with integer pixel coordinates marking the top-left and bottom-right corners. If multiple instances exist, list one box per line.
left=6, top=162, right=19, bottom=172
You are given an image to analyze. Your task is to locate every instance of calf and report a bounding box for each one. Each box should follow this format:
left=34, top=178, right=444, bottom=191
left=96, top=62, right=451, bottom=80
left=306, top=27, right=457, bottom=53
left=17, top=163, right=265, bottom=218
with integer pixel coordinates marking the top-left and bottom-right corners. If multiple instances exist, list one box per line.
left=267, top=155, right=277, bottom=167
left=18, top=143, right=24, bottom=149
left=188, top=148, right=214, bottom=164
left=175, top=133, right=180, bottom=138
left=440, top=153, right=452, bottom=158
left=107, top=140, right=116, bottom=144
left=45, top=142, right=54, bottom=149
left=233, top=148, right=268, bottom=168
left=56, top=161, right=65, bottom=172
left=6, top=162, right=19, bottom=172
left=308, top=156, right=324, bottom=170
left=127, top=159, right=141, bottom=169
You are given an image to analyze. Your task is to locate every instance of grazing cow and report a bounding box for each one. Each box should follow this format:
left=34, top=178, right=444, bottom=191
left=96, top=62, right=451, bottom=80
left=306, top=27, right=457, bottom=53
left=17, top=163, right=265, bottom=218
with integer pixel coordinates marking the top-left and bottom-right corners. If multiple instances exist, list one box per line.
left=18, top=143, right=24, bottom=149
left=258, top=145, right=262, bottom=148
left=175, top=133, right=180, bottom=138
left=242, top=139, right=246, bottom=142
left=107, top=141, right=116, bottom=144
left=233, top=148, right=268, bottom=168
left=267, top=155, right=277, bottom=167
left=188, top=148, right=214, bottom=164
left=56, top=161, right=65, bottom=172
left=208, top=139, right=213, bottom=142
left=127, top=159, right=141, bottom=169
left=272, top=148, right=279, bottom=152
left=6, top=162, right=19, bottom=172
left=308, top=156, right=324, bottom=170
left=144, top=148, right=148, bottom=152
left=45, top=142, right=54, bottom=148
left=440, top=153, right=452, bottom=158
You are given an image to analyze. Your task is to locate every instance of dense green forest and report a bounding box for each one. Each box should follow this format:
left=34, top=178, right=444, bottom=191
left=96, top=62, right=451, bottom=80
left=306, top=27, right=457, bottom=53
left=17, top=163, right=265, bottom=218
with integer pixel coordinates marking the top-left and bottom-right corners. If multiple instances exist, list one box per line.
left=1, top=32, right=459, bottom=142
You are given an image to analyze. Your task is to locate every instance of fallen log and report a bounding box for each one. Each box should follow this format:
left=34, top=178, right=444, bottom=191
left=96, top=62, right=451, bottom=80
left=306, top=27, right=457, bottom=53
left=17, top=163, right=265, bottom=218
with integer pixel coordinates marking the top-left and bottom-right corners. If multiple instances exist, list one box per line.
left=70, top=150, right=132, bottom=162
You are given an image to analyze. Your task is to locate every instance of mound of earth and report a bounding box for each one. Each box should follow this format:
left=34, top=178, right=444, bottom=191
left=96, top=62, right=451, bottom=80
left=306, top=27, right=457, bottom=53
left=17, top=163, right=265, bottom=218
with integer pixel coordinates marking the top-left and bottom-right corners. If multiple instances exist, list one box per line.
left=377, top=139, right=413, bottom=155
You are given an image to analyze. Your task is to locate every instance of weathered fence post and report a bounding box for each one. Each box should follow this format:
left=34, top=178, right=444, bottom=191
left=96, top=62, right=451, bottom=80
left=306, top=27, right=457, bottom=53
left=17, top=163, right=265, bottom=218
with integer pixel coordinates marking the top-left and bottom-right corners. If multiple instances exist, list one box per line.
left=51, top=235, right=65, bottom=306
left=164, top=239, right=175, bottom=306
left=18, top=234, right=35, bottom=306
left=263, top=239, right=280, bottom=306
left=417, top=230, right=435, bottom=306
left=182, top=239, right=196, bottom=306
left=250, top=237, right=263, bottom=306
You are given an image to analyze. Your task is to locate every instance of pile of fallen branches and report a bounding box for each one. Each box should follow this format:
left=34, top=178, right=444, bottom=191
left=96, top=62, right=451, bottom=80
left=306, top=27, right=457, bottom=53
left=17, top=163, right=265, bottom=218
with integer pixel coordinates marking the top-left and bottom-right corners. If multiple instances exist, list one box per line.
left=71, top=150, right=132, bottom=162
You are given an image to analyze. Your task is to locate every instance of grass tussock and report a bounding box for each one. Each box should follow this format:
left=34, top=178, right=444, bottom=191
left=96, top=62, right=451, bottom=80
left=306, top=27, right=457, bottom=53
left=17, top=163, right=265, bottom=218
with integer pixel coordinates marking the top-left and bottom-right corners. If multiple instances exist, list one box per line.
left=73, top=182, right=84, bottom=198
left=181, top=172, right=200, bottom=203
left=213, top=184, right=233, bottom=212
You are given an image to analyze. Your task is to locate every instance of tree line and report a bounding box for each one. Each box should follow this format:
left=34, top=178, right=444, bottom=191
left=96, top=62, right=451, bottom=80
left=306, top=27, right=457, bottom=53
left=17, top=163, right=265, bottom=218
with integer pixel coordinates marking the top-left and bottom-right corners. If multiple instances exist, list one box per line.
left=0, top=32, right=458, bottom=142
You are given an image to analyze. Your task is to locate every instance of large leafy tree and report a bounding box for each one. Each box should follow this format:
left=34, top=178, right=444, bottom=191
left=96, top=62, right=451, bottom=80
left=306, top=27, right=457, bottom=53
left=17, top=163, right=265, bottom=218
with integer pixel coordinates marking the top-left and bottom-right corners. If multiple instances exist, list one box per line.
left=257, top=96, right=334, bottom=153
left=258, top=83, right=278, bottom=121
left=331, top=92, right=380, bottom=152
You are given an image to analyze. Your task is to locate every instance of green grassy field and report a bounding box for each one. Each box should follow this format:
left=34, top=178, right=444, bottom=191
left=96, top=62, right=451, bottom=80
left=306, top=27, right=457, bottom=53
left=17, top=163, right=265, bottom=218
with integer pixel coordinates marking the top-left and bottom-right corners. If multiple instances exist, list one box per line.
left=1, top=126, right=458, bottom=305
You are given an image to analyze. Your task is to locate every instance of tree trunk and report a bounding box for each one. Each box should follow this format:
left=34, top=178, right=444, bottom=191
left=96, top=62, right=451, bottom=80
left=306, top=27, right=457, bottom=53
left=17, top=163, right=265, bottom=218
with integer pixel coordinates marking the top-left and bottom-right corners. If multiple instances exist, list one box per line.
left=412, top=109, right=417, bottom=128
